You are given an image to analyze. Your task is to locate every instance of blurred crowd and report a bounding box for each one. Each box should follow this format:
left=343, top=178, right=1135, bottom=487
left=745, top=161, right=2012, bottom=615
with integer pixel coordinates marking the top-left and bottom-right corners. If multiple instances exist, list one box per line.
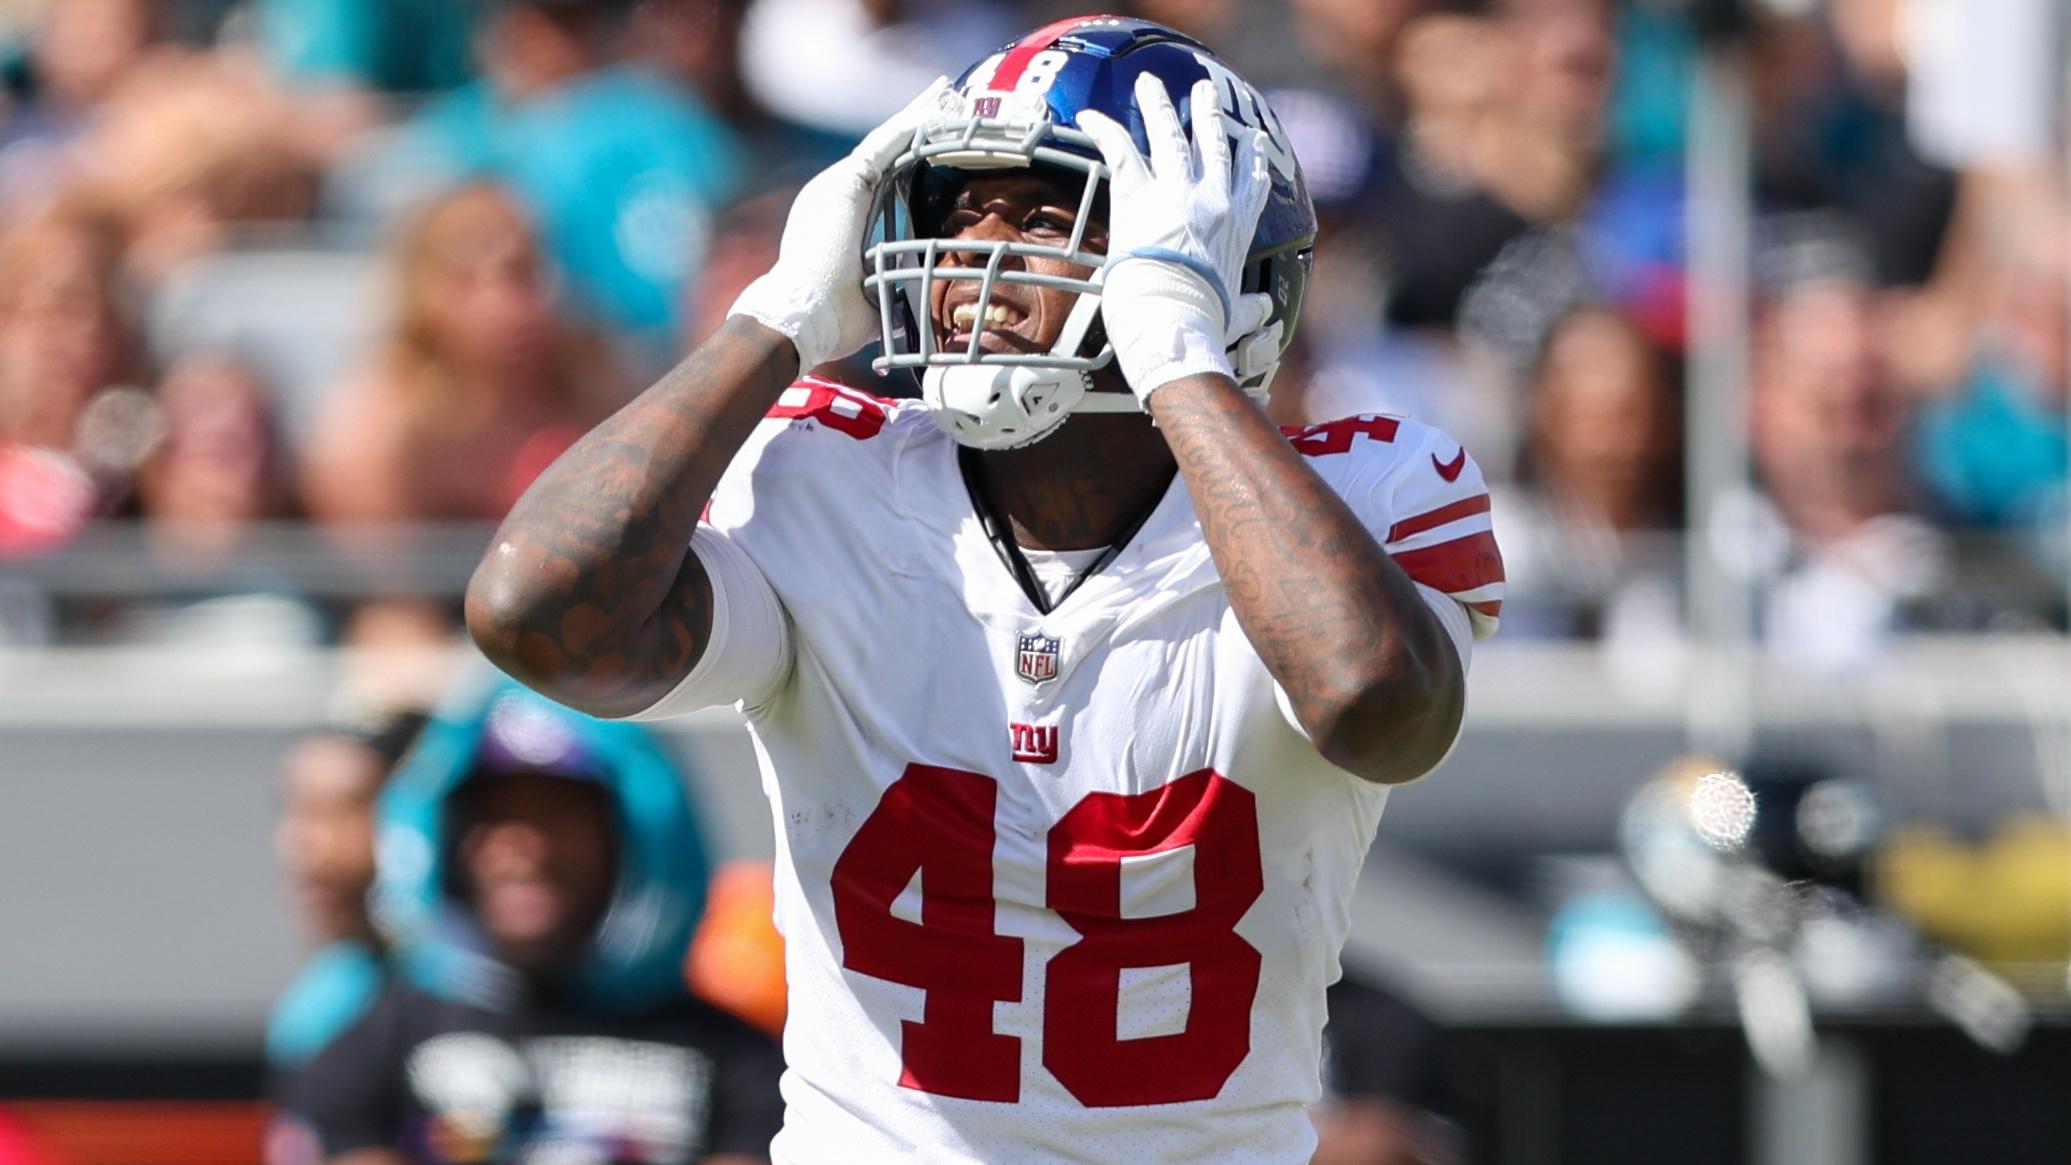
left=0, top=0, right=2062, bottom=670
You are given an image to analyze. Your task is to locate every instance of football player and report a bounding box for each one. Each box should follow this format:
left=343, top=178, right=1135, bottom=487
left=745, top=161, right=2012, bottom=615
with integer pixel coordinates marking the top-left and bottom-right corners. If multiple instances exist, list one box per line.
left=467, top=16, right=1504, bottom=1164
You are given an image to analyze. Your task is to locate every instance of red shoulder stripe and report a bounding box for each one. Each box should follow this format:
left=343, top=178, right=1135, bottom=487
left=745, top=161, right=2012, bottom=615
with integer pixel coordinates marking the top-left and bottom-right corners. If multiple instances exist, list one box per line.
left=1386, top=495, right=1491, bottom=544
left=1390, top=531, right=1505, bottom=596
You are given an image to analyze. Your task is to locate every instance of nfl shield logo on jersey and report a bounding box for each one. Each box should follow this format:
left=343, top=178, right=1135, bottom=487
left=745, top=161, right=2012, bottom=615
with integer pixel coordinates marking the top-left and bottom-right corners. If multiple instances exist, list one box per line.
left=1015, top=633, right=1060, bottom=685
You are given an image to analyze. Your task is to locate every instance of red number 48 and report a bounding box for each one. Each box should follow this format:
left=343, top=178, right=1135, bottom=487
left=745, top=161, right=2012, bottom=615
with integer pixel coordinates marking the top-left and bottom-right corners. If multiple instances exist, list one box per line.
left=831, top=764, right=1264, bottom=1108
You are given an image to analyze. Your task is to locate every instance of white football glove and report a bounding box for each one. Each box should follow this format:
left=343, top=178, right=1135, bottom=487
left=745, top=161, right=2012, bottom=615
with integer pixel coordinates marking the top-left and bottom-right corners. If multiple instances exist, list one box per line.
left=729, top=78, right=948, bottom=371
left=1077, top=74, right=1274, bottom=403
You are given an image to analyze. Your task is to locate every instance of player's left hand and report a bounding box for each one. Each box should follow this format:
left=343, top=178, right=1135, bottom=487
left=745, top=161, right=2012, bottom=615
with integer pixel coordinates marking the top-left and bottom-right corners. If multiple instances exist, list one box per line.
left=1078, top=74, right=1274, bottom=403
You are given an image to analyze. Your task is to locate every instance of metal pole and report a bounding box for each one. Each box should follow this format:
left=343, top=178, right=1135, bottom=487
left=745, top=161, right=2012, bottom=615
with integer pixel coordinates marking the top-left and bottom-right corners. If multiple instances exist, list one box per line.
left=1749, top=1039, right=1869, bottom=1165
left=2059, top=0, right=2071, bottom=1000
left=1684, top=45, right=1757, bottom=761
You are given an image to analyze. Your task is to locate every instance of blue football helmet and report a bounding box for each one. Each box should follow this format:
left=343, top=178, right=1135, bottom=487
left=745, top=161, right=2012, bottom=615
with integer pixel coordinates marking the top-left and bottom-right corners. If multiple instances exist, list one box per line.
left=863, top=16, right=1316, bottom=449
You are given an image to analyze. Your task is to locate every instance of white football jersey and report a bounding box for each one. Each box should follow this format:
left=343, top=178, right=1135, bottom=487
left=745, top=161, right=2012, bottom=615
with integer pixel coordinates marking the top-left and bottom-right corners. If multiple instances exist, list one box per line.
left=633, top=378, right=1503, bottom=1165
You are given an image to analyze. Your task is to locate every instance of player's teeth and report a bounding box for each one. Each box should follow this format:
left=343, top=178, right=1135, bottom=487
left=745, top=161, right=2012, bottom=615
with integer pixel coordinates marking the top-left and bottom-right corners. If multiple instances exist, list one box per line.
left=950, top=302, right=1023, bottom=330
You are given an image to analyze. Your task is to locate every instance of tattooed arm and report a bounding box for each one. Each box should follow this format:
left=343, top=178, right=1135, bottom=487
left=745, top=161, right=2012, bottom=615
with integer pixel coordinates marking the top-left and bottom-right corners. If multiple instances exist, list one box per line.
left=1147, top=373, right=1465, bottom=784
left=465, top=319, right=798, bottom=717
left=467, top=81, right=946, bottom=716
left=1074, top=75, right=1465, bottom=782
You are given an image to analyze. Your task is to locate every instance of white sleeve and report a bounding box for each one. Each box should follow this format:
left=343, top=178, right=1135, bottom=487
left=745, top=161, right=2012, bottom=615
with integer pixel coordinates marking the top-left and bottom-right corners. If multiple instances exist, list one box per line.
left=1375, top=583, right=1476, bottom=783
left=625, top=526, right=793, bottom=721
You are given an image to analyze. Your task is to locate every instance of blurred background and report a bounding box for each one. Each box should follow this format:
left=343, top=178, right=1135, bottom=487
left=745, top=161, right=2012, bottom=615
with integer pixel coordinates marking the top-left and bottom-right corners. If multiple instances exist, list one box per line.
left=1, top=0, right=2069, bottom=1162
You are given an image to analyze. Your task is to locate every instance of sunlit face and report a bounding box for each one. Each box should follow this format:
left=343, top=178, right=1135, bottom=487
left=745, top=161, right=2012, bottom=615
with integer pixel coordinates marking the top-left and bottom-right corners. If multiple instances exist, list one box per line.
left=141, top=357, right=278, bottom=526
left=414, top=189, right=558, bottom=373
left=1533, top=309, right=1675, bottom=512
left=37, top=0, right=155, bottom=108
left=1288, top=0, right=1425, bottom=75
left=1759, top=282, right=1905, bottom=464
left=1752, top=281, right=1913, bottom=526
left=1502, top=0, right=1616, bottom=143
left=277, top=736, right=389, bottom=944
left=926, top=171, right=1107, bottom=359
left=453, top=773, right=618, bottom=974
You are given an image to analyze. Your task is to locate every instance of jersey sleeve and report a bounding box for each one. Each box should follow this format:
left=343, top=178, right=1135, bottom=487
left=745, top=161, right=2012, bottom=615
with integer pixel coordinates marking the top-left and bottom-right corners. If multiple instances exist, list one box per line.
left=1284, top=413, right=1506, bottom=645
left=625, top=525, right=795, bottom=721
left=1271, top=415, right=1506, bottom=776
left=629, top=375, right=907, bottom=720
left=1366, top=418, right=1505, bottom=641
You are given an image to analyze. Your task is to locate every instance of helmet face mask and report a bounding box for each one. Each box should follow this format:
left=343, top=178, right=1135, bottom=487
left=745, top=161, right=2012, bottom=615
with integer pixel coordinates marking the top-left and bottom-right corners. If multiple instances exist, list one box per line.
left=863, top=17, right=1316, bottom=450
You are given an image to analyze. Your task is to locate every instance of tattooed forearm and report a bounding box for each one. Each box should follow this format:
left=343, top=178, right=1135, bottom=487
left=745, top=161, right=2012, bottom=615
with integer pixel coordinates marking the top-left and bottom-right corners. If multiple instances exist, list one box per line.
left=1146, top=374, right=1463, bottom=783
left=466, top=317, right=799, bottom=716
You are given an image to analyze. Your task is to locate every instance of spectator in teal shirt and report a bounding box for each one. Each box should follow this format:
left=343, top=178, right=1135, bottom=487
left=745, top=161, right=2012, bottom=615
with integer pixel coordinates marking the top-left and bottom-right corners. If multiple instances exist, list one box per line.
left=254, top=0, right=476, bottom=94
left=337, top=0, right=743, bottom=359
left=258, top=0, right=479, bottom=94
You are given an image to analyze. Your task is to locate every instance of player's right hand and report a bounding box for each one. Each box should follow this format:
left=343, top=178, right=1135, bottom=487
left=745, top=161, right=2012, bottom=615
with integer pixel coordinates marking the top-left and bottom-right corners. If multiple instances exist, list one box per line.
left=728, top=78, right=948, bottom=371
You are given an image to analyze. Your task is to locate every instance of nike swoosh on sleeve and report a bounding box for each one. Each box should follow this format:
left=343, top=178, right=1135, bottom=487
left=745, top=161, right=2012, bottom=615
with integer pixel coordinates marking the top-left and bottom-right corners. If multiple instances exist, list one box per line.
left=1432, top=447, right=1467, bottom=482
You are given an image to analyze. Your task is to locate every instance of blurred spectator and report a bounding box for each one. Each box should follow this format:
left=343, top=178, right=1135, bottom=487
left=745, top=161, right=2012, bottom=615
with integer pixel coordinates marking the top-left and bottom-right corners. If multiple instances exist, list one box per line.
left=273, top=681, right=784, bottom=1165
left=0, top=196, right=139, bottom=455
left=1493, top=305, right=1682, bottom=642
left=738, top=0, right=1015, bottom=139
left=1359, top=0, right=1619, bottom=331
left=267, top=703, right=430, bottom=1070
left=302, top=183, right=622, bottom=525
left=1312, top=972, right=1467, bottom=1165
left=1368, top=13, right=1526, bottom=329
left=339, top=0, right=745, bottom=350
left=627, top=0, right=849, bottom=185
left=55, top=47, right=333, bottom=286
left=108, top=353, right=326, bottom=646
left=1746, top=245, right=1948, bottom=667
left=0, top=195, right=144, bottom=563
left=1285, top=0, right=1430, bottom=120
left=0, top=0, right=163, bottom=203
left=254, top=0, right=477, bottom=95
left=1481, top=0, right=1617, bottom=222
left=1913, top=196, right=2068, bottom=540
left=1750, top=8, right=1956, bottom=288
left=136, top=353, right=298, bottom=554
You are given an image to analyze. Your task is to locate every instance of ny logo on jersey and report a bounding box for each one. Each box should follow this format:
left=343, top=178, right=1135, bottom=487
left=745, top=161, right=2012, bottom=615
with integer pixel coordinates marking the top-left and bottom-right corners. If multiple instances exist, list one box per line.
left=1009, top=721, right=1060, bottom=764
left=1016, top=633, right=1060, bottom=685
